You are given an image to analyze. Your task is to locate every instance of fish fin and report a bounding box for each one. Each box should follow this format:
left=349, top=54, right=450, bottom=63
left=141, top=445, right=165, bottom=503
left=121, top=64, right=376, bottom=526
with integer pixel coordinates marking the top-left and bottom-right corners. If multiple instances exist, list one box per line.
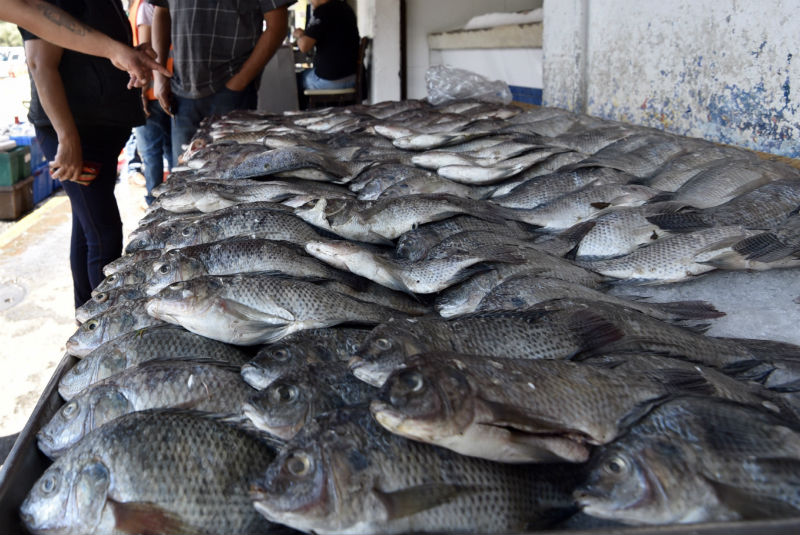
left=702, top=477, right=800, bottom=520
left=733, top=233, right=799, bottom=262
left=648, top=300, right=725, bottom=321
left=655, top=368, right=717, bottom=397
left=134, top=357, right=243, bottom=375
left=645, top=211, right=711, bottom=232
left=589, top=202, right=611, bottom=210
left=732, top=339, right=800, bottom=361
left=646, top=191, right=675, bottom=204
left=372, top=484, right=475, bottom=520
left=563, top=309, right=627, bottom=358
left=109, top=499, right=189, bottom=535
left=558, top=220, right=598, bottom=254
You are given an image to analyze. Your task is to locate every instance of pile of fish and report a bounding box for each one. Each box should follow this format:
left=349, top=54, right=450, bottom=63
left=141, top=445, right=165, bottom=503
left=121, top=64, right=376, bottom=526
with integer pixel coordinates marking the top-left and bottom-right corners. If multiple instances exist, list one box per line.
left=20, top=98, right=800, bottom=534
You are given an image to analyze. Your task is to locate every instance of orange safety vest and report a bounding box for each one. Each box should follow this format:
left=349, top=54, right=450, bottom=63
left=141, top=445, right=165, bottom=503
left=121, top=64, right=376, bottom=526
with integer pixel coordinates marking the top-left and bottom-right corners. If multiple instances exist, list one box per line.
left=128, top=0, right=173, bottom=101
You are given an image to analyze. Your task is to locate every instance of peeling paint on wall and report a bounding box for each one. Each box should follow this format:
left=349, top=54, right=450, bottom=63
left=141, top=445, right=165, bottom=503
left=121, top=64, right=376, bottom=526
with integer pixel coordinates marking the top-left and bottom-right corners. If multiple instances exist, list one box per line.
left=543, top=0, right=800, bottom=157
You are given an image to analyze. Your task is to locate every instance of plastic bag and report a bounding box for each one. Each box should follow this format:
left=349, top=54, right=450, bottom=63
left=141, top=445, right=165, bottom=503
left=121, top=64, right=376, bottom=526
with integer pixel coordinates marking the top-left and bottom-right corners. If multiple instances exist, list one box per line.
left=425, top=65, right=513, bottom=106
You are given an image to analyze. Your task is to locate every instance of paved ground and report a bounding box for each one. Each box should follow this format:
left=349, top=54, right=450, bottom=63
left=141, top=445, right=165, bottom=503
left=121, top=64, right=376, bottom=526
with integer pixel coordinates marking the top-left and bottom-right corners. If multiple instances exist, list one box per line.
left=0, top=175, right=146, bottom=437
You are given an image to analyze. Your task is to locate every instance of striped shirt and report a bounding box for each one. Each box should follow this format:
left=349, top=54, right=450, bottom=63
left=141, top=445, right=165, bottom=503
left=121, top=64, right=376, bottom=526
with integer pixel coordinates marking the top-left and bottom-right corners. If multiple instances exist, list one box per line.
left=148, top=0, right=295, bottom=98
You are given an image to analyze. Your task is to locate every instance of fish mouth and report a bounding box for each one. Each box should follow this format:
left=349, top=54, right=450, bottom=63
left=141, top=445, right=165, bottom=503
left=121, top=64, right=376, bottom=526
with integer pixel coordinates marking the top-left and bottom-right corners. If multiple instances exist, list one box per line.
left=348, top=358, right=388, bottom=387
left=370, top=401, right=408, bottom=432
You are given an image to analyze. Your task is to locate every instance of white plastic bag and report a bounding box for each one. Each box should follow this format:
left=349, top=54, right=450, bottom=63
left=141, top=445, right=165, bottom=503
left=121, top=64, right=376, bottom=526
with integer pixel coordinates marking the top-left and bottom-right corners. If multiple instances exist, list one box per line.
left=425, top=65, right=513, bottom=105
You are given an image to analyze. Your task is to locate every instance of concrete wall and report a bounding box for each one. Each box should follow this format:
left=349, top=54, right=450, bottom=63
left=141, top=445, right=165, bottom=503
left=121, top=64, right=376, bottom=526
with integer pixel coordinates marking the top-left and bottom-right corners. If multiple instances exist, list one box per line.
left=543, top=0, right=800, bottom=157
left=405, top=0, right=542, bottom=99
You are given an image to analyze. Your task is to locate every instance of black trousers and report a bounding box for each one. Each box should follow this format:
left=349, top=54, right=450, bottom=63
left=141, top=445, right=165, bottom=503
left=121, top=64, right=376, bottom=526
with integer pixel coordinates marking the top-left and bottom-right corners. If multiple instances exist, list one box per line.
left=36, top=125, right=131, bottom=308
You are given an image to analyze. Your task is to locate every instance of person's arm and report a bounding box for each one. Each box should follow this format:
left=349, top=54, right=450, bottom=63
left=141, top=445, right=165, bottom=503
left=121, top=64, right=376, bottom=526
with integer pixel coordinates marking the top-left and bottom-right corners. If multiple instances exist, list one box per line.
left=292, top=27, right=315, bottom=54
left=225, top=6, right=288, bottom=91
left=24, top=38, right=83, bottom=183
left=1, top=0, right=168, bottom=87
left=151, top=5, right=172, bottom=115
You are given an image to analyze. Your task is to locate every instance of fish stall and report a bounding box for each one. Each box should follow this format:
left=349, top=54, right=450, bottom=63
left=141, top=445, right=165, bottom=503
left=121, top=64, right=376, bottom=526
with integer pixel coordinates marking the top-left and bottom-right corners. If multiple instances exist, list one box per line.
left=1, top=97, right=800, bottom=534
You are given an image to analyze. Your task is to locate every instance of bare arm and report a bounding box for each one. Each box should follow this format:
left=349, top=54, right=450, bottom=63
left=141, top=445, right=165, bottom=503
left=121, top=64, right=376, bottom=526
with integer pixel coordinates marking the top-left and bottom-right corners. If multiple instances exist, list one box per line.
left=1, top=0, right=168, bottom=87
left=292, top=28, right=315, bottom=54
left=225, top=6, right=288, bottom=91
left=151, top=5, right=173, bottom=115
left=24, top=38, right=82, bottom=182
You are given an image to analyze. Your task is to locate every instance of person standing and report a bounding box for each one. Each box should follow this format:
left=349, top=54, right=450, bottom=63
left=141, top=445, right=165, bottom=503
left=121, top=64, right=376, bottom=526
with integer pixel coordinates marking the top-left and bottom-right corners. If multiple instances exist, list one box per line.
left=149, top=0, right=294, bottom=164
left=20, top=0, right=145, bottom=310
left=294, top=0, right=359, bottom=92
left=129, top=0, right=173, bottom=205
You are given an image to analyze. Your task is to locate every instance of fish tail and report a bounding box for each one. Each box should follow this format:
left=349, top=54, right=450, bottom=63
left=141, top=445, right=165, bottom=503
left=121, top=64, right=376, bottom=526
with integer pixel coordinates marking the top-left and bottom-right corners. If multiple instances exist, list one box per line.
left=565, top=309, right=627, bottom=357
left=733, top=233, right=800, bottom=262
left=648, top=300, right=726, bottom=321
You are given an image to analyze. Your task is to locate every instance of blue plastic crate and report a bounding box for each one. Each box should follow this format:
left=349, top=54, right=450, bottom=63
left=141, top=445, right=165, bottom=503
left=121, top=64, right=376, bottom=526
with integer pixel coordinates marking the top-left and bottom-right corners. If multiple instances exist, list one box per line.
left=32, top=165, right=53, bottom=204
left=10, top=135, right=48, bottom=172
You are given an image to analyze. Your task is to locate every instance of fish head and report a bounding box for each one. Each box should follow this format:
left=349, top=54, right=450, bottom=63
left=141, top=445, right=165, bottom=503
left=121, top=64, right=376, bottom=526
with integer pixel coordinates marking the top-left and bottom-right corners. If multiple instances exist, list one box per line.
left=38, top=387, right=132, bottom=459
left=242, top=339, right=325, bottom=390
left=350, top=321, right=427, bottom=387
left=65, top=314, right=114, bottom=358
left=125, top=229, right=158, bottom=254
left=162, top=222, right=203, bottom=251
left=75, top=291, right=112, bottom=324
left=252, top=410, right=380, bottom=533
left=305, top=240, right=365, bottom=272
left=147, top=276, right=221, bottom=322
left=243, top=378, right=313, bottom=440
left=370, top=360, right=474, bottom=442
left=21, top=456, right=112, bottom=535
left=576, top=439, right=692, bottom=525
left=59, top=355, right=100, bottom=400
left=91, top=271, right=128, bottom=295
left=147, top=253, right=205, bottom=296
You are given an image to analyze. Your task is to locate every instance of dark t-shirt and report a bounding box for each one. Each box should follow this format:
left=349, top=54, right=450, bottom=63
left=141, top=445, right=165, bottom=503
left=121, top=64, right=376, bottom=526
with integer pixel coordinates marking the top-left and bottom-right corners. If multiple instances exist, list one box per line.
left=304, top=0, right=359, bottom=81
left=19, top=0, right=145, bottom=129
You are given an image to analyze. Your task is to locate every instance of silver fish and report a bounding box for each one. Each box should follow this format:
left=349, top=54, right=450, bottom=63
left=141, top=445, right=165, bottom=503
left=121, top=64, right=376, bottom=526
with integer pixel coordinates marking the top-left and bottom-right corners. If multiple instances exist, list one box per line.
left=66, top=299, right=165, bottom=357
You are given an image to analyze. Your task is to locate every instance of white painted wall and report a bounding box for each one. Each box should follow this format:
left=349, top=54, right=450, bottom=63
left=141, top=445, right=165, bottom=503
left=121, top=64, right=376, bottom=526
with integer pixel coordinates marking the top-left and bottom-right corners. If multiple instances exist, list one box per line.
left=543, top=0, right=800, bottom=157
left=406, top=0, right=542, bottom=99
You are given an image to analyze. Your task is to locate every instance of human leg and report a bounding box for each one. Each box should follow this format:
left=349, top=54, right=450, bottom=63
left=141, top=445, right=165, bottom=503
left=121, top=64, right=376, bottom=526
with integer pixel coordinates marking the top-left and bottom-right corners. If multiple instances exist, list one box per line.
left=135, top=101, right=172, bottom=205
left=171, top=93, right=209, bottom=165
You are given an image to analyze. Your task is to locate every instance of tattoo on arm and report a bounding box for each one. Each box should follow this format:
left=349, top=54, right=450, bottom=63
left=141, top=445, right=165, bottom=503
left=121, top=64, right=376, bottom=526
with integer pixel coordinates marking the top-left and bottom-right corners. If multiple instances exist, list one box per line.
left=36, top=3, right=92, bottom=36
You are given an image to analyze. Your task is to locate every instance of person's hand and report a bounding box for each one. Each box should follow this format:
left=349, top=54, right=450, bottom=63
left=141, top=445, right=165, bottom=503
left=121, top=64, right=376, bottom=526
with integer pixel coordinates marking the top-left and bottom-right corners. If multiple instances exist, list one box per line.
left=141, top=90, right=151, bottom=118
left=50, top=132, right=83, bottom=183
left=224, top=73, right=248, bottom=92
left=108, top=42, right=171, bottom=89
left=292, top=28, right=304, bottom=40
left=154, top=72, right=173, bottom=117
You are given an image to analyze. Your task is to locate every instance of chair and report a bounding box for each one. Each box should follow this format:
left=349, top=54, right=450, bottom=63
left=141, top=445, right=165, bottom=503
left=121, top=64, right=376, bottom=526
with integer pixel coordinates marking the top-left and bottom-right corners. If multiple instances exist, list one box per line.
left=304, top=36, right=370, bottom=109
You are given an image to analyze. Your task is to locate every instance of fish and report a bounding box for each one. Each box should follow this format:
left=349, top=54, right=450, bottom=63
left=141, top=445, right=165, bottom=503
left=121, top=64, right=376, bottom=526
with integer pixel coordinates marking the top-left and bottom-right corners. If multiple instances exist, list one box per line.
left=220, top=146, right=351, bottom=182
left=578, top=225, right=760, bottom=282
left=145, top=237, right=350, bottom=296
left=576, top=397, right=800, bottom=525
left=371, top=352, right=716, bottom=463
left=646, top=179, right=800, bottom=232
left=76, top=286, right=148, bottom=323
left=376, top=173, right=496, bottom=201
left=65, top=299, right=165, bottom=358
left=409, top=140, right=542, bottom=170
left=20, top=410, right=281, bottom=535
left=146, top=273, right=403, bottom=345
left=59, top=325, right=251, bottom=400
left=727, top=208, right=800, bottom=263
left=640, top=150, right=738, bottom=191
left=39, top=359, right=255, bottom=458
left=349, top=309, right=625, bottom=387
left=505, top=183, right=660, bottom=231
left=318, top=279, right=434, bottom=317
left=91, top=256, right=164, bottom=296
left=395, top=215, right=538, bottom=262
left=305, top=239, right=523, bottom=294
left=434, top=247, right=608, bottom=318
left=474, top=275, right=724, bottom=326
left=241, top=327, right=370, bottom=390
left=651, top=159, right=798, bottom=208
left=351, top=163, right=437, bottom=200
left=242, top=361, right=375, bottom=439
left=548, top=125, right=633, bottom=154
left=161, top=203, right=326, bottom=251
left=437, top=149, right=564, bottom=185
left=562, top=202, right=683, bottom=259
left=250, top=407, right=581, bottom=535
left=294, top=193, right=512, bottom=244
left=570, top=135, right=687, bottom=178
left=490, top=166, right=634, bottom=209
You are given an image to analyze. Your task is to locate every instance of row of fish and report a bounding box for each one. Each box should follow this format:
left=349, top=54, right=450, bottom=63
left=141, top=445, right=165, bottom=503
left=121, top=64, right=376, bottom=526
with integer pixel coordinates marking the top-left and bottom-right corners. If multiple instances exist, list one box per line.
left=20, top=98, right=800, bottom=534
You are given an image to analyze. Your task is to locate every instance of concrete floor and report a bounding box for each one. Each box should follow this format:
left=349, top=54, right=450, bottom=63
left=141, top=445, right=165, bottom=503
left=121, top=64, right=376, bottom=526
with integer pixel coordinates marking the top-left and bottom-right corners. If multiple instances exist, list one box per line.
left=0, top=175, right=146, bottom=437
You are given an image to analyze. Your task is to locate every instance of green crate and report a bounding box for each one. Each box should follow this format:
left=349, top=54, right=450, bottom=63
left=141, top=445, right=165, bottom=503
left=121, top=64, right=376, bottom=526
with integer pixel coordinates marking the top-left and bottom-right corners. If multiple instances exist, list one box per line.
left=0, top=146, right=30, bottom=187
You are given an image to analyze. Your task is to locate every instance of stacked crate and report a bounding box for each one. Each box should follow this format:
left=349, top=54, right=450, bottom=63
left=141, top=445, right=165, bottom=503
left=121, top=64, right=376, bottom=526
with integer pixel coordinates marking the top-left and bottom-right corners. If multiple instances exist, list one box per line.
left=10, top=134, right=54, bottom=207
left=0, top=144, right=34, bottom=220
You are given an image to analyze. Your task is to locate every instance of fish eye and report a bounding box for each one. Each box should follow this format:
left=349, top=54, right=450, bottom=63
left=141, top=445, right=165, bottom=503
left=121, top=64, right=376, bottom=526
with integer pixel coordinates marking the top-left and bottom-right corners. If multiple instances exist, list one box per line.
left=106, top=274, right=118, bottom=283
left=604, top=455, right=629, bottom=475
left=86, top=320, right=99, bottom=331
left=399, top=370, right=424, bottom=393
left=93, top=293, right=108, bottom=303
left=375, top=338, right=391, bottom=351
left=159, top=264, right=171, bottom=274
left=272, top=348, right=290, bottom=361
left=286, top=452, right=313, bottom=477
left=137, top=239, right=148, bottom=248
left=40, top=474, right=58, bottom=494
left=61, top=402, right=78, bottom=420
left=168, top=282, right=185, bottom=291
left=270, top=384, right=299, bottom=404
left=181, top=227, right=194, bottom=236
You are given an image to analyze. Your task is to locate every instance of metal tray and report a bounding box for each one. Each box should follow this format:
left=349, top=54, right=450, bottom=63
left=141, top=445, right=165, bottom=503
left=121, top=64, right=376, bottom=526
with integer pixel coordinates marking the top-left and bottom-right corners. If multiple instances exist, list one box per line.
left=0, top=352, right=798, bottom=534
